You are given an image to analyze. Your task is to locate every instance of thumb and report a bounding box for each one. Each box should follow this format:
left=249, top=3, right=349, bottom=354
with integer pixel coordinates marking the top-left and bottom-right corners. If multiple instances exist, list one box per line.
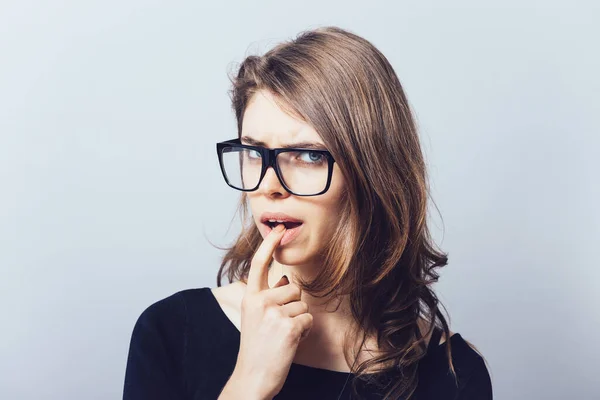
left=300, top=327, right=311, bottom=342
left=271, top=274, right=290, bottom=288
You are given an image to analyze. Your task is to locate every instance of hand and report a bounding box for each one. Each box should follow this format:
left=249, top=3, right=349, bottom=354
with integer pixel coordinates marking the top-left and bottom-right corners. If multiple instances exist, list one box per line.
left=232, top=223, right=313, bottom=399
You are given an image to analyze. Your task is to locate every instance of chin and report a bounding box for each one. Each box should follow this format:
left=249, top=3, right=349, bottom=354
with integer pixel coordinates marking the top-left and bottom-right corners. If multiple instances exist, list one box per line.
left=273, top=246, right=314, bottom=266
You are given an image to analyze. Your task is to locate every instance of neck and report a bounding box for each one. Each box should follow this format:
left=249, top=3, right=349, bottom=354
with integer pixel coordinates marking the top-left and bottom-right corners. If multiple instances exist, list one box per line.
left=263, top=259, right=392, bottom=372
left=266, top=258, right=356, bottom=336
left=267, top=259, right=362, bottom=366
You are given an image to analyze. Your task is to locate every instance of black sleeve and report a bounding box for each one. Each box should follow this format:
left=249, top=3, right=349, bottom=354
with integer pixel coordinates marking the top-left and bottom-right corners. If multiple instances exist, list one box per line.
left=123, top=292, right=189, bottom=400
left=457, top=358, right=493, bottom=400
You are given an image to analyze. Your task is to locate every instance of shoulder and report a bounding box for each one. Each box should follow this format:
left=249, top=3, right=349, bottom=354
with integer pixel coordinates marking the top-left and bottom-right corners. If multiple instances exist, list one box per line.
left=132, top=283, right=244, bottom=331
left=450, top=334, right=493, bottom=398
left=445, top=332, right=490, bottom=376
left=417, top=318, right=455, bottom=347
left=124, top=288, right=214, bottom=398
left=131, top=288, right=211, bottom=334
left=210, top=281, right=246, bottom=310
left=126, top=288, right=212, bottom=365
left=418, top=331, right=493, bottom=399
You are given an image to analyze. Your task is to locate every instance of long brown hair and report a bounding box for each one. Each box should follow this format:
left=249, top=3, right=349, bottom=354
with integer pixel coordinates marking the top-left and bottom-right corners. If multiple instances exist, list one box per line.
left=215, top=26, right=467, bottom=399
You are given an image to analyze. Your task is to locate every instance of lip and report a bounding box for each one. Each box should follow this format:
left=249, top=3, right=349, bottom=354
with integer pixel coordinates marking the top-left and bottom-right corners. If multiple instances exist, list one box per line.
left=259, top=212, right=304, bottom=224
left=260, top=221, right=304, bottom=246
left=259, top=212, right=304, bottom=246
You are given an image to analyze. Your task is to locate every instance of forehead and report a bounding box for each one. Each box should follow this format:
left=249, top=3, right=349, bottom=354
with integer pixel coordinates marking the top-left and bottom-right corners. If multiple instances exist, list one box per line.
left=241, top=90, right=324, bottom=146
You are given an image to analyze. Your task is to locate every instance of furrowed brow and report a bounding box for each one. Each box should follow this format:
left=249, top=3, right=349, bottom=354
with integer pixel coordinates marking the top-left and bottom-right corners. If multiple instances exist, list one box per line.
left=241, top=136, right=327, bottom=150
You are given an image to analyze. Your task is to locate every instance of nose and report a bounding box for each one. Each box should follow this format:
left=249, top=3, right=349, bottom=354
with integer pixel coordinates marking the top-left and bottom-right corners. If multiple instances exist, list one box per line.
left=258, top=166, right=290, bottom=198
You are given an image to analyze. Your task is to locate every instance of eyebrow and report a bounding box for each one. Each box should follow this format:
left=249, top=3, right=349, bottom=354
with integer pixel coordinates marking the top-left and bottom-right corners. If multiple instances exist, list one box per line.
left=241, top=136, right=328, bottom=150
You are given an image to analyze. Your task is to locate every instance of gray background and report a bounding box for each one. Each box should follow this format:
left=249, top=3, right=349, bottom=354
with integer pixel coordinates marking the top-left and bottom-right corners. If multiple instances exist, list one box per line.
left=1, top=1, right=598, bottom=399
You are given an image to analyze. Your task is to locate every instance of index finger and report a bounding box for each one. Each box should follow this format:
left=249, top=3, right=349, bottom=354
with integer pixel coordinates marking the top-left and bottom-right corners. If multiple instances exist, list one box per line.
left=246, top=223, right=286, bottom=294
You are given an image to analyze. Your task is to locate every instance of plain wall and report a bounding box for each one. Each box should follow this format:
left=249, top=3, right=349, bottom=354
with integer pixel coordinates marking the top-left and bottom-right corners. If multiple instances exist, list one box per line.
left=1, top=1, right=598, bottom=399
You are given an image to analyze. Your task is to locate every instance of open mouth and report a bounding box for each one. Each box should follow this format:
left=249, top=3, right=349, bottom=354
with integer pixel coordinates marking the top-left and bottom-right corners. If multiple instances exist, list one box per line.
left=265, top=221, right=303, bottom=229
left=259, top=213, right=304, bottom=245
left=262, top=219, right=304, bottom=246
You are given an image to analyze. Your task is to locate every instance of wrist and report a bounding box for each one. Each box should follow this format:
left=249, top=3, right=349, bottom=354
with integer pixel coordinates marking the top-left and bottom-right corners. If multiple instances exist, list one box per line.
left=219, top=369, right=272, bottom=400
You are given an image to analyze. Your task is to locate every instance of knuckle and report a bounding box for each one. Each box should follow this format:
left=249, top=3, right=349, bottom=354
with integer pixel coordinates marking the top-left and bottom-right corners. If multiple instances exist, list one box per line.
left=289, top=284, right=302, bottom=298
left=256, top=294, right=268, bottom=310
left=264, top=306, right=281, bottom=321
left=283, top=320, right=299, bottom=340
left=240, top=296, right=251, bottom=311
left=301, top=301, right=309, bottom=314
left=241, top=293, right=265, bottom=312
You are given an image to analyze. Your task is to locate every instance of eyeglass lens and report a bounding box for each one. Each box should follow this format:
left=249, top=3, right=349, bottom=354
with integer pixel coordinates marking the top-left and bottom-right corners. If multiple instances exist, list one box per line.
left=220, top=146, right=329, bottom=195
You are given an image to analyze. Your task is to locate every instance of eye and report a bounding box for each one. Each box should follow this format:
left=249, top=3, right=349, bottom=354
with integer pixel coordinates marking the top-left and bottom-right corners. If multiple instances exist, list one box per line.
left=299, top=151, right=325, bottom=164
left=247, top=149, right=261, bottom=159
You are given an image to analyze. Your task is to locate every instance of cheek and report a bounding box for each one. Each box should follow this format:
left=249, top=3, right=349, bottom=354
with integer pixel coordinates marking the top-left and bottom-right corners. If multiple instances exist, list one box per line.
left=310, top=196, right=345, bottom=239
left=246, top=197, right=262, bottom=229
left=316, top=213, right=339, bottom=238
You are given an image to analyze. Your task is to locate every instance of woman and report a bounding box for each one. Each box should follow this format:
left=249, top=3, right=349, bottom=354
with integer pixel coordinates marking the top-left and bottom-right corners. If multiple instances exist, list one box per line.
left=123, top=26, right=493, bottom=400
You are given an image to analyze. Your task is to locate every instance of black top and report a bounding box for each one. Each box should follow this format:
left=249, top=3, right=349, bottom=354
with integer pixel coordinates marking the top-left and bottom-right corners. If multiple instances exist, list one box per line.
left=123, top=288, right=493, bottom=400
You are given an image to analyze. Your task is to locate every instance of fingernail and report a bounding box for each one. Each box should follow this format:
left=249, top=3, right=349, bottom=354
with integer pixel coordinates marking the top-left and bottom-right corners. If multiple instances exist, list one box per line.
left=274, top=223, right=286, bottom=232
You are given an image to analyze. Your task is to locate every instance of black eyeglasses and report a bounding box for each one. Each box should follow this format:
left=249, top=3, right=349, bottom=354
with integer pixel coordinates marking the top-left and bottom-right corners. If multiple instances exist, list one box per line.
left=216, top=138, right=336, bottom=196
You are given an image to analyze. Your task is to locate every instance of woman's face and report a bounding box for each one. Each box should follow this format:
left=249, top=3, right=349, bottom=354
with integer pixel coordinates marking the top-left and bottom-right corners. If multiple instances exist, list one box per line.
left=241, top=90, right=346, bottom=266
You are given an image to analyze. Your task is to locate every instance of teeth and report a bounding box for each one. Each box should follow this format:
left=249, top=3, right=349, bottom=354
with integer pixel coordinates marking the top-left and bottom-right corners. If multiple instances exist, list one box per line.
left=265, top=219, right=302, bottom=226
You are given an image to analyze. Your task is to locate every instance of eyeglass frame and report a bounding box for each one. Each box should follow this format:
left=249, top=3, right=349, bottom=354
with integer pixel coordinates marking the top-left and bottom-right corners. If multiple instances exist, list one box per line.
left=216, top=138, right=337, bottom=196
